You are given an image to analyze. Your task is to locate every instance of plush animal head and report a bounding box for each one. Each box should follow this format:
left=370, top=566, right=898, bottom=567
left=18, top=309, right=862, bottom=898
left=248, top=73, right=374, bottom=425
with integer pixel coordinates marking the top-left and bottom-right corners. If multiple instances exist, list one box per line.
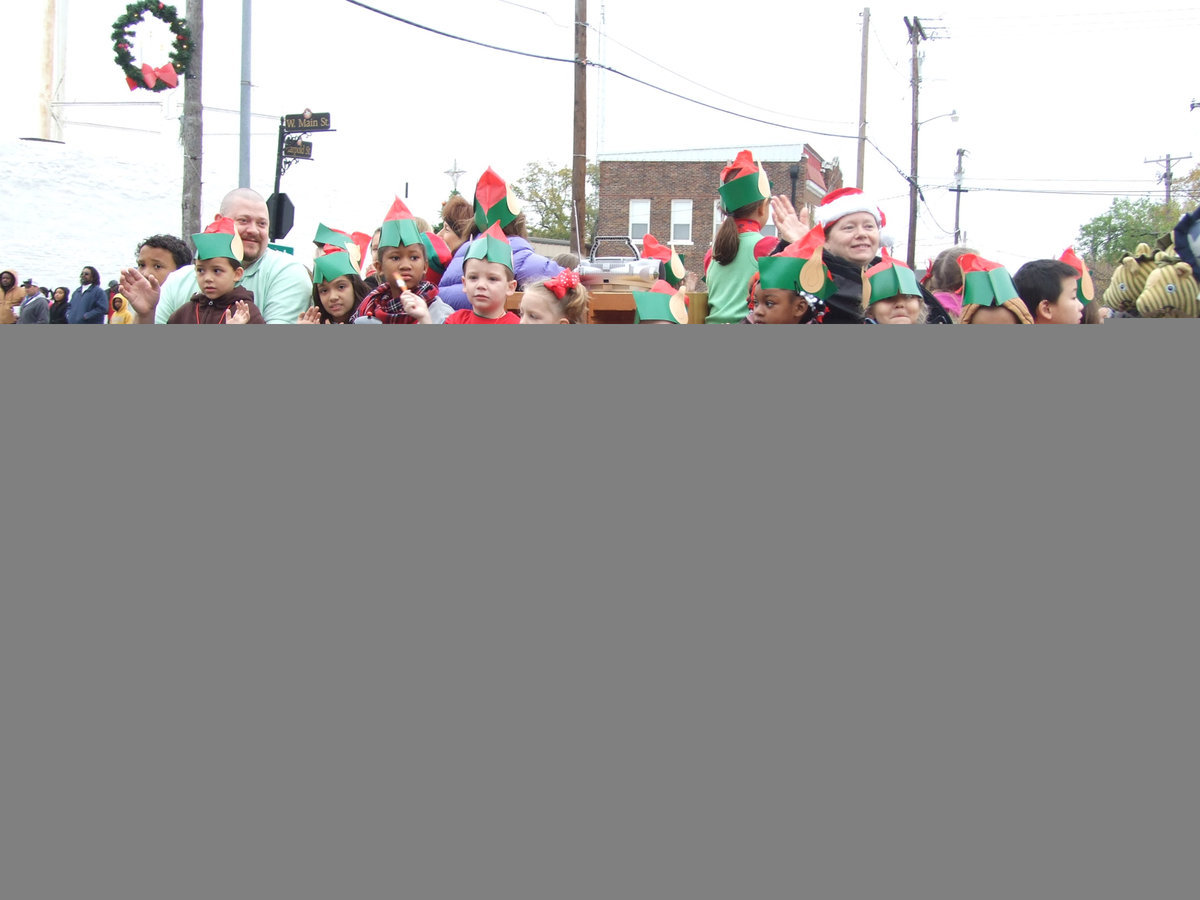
left=1136, top=259, right=1200, bottom=318
left=1102, top=242, right=1156, bottom=313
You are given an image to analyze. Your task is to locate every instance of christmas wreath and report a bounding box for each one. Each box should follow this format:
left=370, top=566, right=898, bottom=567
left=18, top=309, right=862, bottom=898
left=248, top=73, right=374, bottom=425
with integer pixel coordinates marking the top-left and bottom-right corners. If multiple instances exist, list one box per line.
left=112, top=2, right=193, bottom=91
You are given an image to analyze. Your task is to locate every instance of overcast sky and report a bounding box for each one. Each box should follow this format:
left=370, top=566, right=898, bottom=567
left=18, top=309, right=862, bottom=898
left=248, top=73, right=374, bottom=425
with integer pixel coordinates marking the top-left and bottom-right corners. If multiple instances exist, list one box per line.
left=8, top=0, right=1200, bottom=276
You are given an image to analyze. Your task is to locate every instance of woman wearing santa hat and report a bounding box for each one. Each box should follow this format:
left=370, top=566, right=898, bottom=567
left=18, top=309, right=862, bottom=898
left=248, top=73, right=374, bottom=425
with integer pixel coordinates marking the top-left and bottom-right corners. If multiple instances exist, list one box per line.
left=779, top=188, right=950, bottom=323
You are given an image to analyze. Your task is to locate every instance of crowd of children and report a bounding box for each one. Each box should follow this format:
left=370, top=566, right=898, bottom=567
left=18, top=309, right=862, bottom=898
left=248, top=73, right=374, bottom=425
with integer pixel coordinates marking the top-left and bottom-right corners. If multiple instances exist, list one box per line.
left=10, top=154, right=1194, bottom=326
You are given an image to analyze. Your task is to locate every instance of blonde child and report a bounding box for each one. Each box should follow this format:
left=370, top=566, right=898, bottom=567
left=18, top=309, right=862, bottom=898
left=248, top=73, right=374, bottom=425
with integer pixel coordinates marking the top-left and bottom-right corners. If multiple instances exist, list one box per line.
left=519, top=270, right=589, bottom=323
left=439, top=224, right=520, bottom=323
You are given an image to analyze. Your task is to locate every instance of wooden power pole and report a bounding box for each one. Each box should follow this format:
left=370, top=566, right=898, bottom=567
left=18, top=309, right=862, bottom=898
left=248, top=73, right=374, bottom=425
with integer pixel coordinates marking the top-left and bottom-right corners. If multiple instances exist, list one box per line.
left=570, top=0, right=588, bottom=255
left=181, top=0, right=204, bottom=238
left=905, top=15, right=926, bottom=268
left=857, top=7, right=870, bottom=189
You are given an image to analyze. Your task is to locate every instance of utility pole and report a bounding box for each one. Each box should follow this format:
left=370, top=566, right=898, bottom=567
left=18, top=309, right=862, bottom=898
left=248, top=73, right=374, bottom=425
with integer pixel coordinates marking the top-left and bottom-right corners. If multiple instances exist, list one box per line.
left=857, top=8, right=870, bottom=189
left=904, top=15, right=925, bottom=268
left=181, top=0, right=204, bottom=238
left=38, top=0, right=56, bottom=140
left=570, top=0, right=588, bottom=255
left=1145, top=153, right=1192, bottom=205
left=239, top=0, right=252, bottom=187
left=950, top=148, right=966, bottom=245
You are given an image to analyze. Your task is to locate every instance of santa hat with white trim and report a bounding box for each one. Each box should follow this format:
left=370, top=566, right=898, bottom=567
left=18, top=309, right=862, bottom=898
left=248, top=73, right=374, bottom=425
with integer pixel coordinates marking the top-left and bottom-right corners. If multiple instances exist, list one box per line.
left=814, top=187, right=886, bottom=230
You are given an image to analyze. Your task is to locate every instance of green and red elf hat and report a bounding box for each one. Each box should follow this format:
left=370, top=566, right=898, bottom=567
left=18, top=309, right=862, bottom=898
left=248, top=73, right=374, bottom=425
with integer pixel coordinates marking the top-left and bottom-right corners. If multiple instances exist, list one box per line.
left=759, top=225, right=837, bottom=299
left=632, top=279, right=689, bottom=324
left=466, top=222, right=515, bottom=273
left=958, top=254, right=1021, bottom=307
left=1059, top=246, right=1095, bottom=304
left=312, top=250, right=361, bottom=284
left=313, top=223, right=369, bottom=273
left=192, top=216, right=244, bottom=261
left=862, top=251, right=922, bottom=307
left=473, top=167, right=522, bottom=232
left=378, top=197, right=425, bottom=250
left=718, top=150, right=771, bottom=213
left=420, top=231, right=454, bottom=282
left=640, top=234, right=687, bottom=288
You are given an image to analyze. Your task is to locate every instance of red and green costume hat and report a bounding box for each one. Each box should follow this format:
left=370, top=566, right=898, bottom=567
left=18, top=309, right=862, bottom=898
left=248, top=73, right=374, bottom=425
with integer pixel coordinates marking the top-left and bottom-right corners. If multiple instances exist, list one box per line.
left=1059, top=247, right=1095, bottom=304
left=641, top=233, right=686, bottom=288
left=378, top=197, right=424, bottom=250
left=958, top=254, right=1020, bottom=307
left=313, top=223, right=368, bottom=273
left=420, top=231, right=453, bottom=280
left=474, top=167, right=522, bottom=232
left=632, top=279, right=688, bottom=324
left=862, top=252, right=922, bottom=307
left=312, top=251, right=360, bottom=284
left=718, top=150, right=771, bottom=212
left=192, top=216, right=244, bottom=261
left=759, top=226, right=836, bottom=300
left=466, top=222, right=514, bottom=272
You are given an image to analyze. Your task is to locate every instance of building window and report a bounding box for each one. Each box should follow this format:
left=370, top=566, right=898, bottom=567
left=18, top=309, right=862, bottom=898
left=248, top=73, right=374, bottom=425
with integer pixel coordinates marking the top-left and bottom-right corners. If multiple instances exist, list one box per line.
left=762, top=204, right=778, bottom=239
left=671, top=200, right=693, bottom=244
left=629, top=200, right=650, bottom=242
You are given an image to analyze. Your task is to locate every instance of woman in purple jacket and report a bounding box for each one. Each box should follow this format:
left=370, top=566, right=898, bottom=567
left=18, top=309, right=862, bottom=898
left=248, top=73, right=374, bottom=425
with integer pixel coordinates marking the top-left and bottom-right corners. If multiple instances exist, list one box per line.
left=436, top=169, right=563, bottom=311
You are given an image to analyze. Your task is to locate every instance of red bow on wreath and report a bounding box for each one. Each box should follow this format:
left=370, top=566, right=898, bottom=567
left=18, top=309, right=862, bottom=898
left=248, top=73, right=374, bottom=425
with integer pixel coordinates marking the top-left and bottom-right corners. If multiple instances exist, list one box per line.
left=127, top=63, right=179, bottom=91
left=544, top=269, right=580, bottom=300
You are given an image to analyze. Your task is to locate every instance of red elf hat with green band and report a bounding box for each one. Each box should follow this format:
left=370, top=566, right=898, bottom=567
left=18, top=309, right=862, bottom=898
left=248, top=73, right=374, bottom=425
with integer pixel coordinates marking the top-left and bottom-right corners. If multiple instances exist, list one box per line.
left=862, top=252, right=922, bottom=307
left=958, top=254, right=1020, bottom=307
left=1059, top=246, right=1095, bottom=304
left=466, top=222, right=514, bottom=272
left=474, top=167, right=522, bottom=232
left=420, top=231, right=453, bottom=278
left=632, top=279, right=689, bottom=323
left=718, top=150, right=771, bottom=212
left=313, top=251, right=360, bottom=284
left=312, top=223, right=368, bottom=272
left=193, top=216, right=244, bottom=261
left=378, top=197, right=424, bottom=250
left=641, top=234, right=686, bottom=288
left=760, top=225, right=837, bottom=299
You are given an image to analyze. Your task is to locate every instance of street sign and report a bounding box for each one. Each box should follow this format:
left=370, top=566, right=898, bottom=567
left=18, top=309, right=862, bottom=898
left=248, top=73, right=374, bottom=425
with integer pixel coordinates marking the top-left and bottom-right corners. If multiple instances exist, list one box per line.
left=284, top=140, right=313, bottom=160
left=283, top=112, right=331, bottom=133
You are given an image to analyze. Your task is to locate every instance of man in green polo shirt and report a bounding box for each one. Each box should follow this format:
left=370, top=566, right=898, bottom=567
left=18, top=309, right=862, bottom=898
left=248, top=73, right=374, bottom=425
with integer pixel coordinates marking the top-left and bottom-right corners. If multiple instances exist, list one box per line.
left=120, top=188, right=311, bottom=324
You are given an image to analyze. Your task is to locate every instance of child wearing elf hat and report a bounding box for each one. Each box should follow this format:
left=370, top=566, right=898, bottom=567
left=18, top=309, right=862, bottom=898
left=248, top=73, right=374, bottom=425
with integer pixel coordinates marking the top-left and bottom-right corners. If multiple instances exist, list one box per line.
left=1013, top=258, right=1084, bottom=324
left=703, top=150, right=780, bottom=323
left=860, top=253, right=929, bottom=323
left=354, top=200, right=448, bottom=324
left=744, top=226, right=835, bottom=323
left=441, top=224, right=521, bottom=323
left=632, top=280, right=690, bottom=324
left=299, top=250, right=372, bottom=325
left=519, top=270, right=589, bottom=324
left=956, top=255, right=1034, bottom=324
left=165, top=217, right=264, bottom=323
left=436, top=168, right=563, bottom=311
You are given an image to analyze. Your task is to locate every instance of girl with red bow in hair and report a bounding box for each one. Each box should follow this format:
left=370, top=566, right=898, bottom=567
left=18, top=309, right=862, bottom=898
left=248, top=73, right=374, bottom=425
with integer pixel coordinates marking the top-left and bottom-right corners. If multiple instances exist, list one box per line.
left=519, top=270, right=589, bottom=324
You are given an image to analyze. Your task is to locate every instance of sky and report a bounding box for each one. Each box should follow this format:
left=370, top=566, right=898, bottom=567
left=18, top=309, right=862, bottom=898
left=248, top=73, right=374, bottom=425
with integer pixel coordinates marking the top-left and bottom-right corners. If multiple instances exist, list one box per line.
left=6, top=0, right=1200, bottom=286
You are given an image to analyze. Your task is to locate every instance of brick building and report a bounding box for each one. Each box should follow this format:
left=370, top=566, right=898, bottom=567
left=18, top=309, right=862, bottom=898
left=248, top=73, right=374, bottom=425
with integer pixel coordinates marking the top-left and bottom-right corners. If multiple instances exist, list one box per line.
left=595, top=144, right=842, bottom=266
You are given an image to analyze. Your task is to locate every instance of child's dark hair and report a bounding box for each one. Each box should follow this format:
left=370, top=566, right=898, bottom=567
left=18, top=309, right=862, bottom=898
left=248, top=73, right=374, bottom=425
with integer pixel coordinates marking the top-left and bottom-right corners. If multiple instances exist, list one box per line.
left=138, top=234, right=193, bottom=269
left=713, top=168, right=766, bottom=266
left=200, top=257, right=243, bottom=270
left=1014, top=260, right=1078, bottom=317
left=927, top=246, right=975, bottom=293
left=312, top=272, right=370, bottom=323
left=526, top=277, right=589, bottom=324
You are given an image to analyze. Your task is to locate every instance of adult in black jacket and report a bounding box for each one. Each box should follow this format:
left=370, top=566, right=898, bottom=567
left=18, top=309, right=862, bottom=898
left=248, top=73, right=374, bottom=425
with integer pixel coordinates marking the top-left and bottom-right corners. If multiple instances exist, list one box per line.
left=769, top=190, right=951, bottom=323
